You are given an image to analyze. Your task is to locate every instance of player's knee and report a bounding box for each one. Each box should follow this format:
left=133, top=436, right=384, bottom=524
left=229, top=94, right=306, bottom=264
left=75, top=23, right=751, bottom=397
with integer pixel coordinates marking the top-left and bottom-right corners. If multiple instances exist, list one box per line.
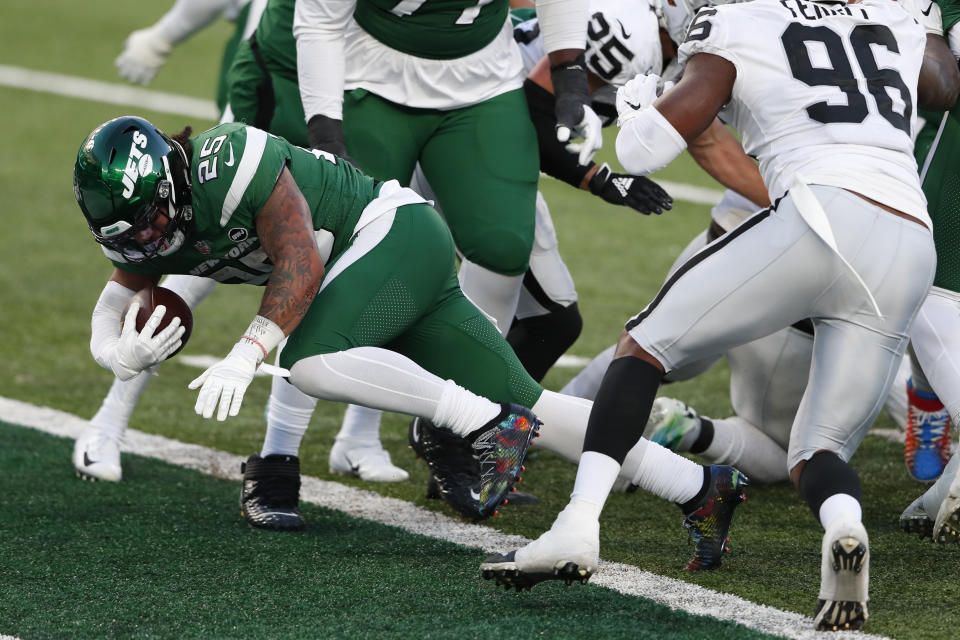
left=460, top=229, right=532, bottom=276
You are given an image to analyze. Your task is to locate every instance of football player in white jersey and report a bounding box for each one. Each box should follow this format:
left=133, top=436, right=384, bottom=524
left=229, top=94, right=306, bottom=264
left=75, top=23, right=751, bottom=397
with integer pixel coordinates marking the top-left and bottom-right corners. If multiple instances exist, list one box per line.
left=482, top=0, right=957, bottom=630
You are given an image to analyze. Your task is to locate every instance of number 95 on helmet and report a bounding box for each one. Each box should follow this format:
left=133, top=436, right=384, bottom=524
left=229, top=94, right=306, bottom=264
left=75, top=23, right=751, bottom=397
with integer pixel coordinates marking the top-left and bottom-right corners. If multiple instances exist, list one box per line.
left=73, top=115, right=192, bottom=263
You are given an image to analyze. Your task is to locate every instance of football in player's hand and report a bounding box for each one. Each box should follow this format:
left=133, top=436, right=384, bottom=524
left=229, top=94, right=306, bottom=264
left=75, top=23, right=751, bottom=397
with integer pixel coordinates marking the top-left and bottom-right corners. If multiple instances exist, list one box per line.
left=122, top=286, right=193, bottom=358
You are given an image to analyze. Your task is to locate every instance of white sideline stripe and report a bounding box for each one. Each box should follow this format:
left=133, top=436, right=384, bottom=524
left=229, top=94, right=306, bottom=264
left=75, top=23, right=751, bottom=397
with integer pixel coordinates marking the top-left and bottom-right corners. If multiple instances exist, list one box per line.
left=0, top=65, right=219, bottom=120
left=1, top=396, right=890, bottom=640
left=0, top=64, right=722, bottom=207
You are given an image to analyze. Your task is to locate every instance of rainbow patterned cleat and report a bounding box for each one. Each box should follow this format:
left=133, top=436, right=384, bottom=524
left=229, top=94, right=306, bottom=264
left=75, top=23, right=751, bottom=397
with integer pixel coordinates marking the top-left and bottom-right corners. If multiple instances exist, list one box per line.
left=415, top=404, right=541, bottom=521
left=681, top=465, right=749, bottom=571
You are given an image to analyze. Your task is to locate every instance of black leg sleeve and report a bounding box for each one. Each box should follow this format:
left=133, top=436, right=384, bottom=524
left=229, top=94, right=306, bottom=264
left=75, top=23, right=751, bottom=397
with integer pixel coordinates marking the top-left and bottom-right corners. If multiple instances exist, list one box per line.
left=583, top=356, right=663, bottom=464
left=507, top=302, right=583, bottom=382
left=797, top=451, right=862, bottom=524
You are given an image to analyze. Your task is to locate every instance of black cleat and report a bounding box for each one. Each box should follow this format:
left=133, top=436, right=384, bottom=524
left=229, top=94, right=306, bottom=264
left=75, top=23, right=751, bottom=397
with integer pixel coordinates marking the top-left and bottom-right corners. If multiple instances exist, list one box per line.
left=409, top=405, right=541, bottom=521
left=240, top=453, right=306, bottom=531
left=899, top=497, right=934, bottom=540
left=681, top=465, right=748, bottom=570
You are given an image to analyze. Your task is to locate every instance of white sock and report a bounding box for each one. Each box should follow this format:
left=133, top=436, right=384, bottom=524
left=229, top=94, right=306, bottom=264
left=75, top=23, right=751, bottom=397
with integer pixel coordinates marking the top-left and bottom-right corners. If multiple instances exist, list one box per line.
left=262, top=375, right=317, bottom=457
left=458, top=259, right=523, bottom=336
left=703, top=416, right=788, bottom=483
left=570, top=451, right=622, bottom=509
left=89, top=371, right=154, bottom=442
left=559, top=345, right=615, bottom=400
left=336, top=404, right=384, bottom=444
left=819, top=493, right=862, bottom=530
left=922, top=452, right=960, bottom=516
left=433, top=380, right=501, bottom=437
left=530, top=390, right=592, bottom=461
left=631, top=440, right=705, bottom=504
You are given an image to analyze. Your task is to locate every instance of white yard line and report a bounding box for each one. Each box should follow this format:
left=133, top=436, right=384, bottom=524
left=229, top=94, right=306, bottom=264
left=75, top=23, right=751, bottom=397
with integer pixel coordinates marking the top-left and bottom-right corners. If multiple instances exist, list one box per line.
left=1, top=395, right=890, bottom=640
left=0, top=64, right=725, bottom=206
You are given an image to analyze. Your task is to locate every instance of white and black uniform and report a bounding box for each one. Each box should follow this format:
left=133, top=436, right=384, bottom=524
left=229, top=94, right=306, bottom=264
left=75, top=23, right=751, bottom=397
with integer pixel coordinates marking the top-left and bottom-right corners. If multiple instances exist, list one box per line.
left=625, top=0, right=935, bottom=469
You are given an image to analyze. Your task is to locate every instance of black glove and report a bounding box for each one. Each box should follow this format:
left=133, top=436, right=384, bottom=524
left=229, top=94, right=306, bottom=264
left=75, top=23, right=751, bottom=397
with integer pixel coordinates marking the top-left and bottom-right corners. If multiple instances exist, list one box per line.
left=306, top=114, right=351, bottom=162
left=588, top=163, right=673, bottom=215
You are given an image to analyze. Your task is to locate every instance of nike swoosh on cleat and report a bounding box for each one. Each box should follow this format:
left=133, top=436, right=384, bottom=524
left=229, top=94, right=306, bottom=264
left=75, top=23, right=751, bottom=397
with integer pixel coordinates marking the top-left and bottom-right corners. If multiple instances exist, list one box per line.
left=83, top=451, right=97, bottom=467
left=470, top=489, right=482, bottom=501
left=224, top=143, right=235, bottom=167
left=921, top=1, right=933, bottom=14
left=616, top=19, right=631, bottom=39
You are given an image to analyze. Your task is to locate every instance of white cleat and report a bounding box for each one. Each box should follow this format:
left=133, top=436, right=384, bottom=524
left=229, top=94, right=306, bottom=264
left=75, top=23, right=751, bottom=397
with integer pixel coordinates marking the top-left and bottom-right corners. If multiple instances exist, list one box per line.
left=933, top=467, right=960, bottom=544
left=480, top=501, right=599, bottom=591
left=814, top=518, right=869, bottom=632
left=329, top=440, right=409, bottom=482
left=73, top=425, right=123, bottom=482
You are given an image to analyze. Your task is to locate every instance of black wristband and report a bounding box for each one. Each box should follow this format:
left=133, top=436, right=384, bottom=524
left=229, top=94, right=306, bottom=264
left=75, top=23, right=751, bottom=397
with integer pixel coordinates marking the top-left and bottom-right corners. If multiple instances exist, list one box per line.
left=523, top=80, right=594, bottom=187
left=550, top=53, right=590, bottom=131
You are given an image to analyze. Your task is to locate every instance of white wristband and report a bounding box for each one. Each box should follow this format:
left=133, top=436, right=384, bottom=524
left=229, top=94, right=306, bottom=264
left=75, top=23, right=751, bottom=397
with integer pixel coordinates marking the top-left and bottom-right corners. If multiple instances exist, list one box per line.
left=239, top=315, right=285, bottom=363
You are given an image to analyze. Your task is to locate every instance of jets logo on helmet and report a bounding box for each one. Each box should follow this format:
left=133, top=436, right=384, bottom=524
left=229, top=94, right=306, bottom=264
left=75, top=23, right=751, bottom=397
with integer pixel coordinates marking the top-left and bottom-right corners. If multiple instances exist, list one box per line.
left=74, top=116, right=193, bottom=263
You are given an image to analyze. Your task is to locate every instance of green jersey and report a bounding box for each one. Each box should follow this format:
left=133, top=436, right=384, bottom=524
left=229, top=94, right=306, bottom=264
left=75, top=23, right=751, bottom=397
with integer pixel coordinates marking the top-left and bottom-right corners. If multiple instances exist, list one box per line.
left=108, top=123, right=378, bottom=284
left=352, top=0, right=510, bottom=59
left=914, top=0, right=960, bottom=291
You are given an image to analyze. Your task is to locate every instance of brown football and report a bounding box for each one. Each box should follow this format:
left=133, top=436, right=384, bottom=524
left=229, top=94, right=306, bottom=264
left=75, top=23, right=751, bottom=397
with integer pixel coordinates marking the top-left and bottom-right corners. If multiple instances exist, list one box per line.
left=121, top=286, right=193, bottom=358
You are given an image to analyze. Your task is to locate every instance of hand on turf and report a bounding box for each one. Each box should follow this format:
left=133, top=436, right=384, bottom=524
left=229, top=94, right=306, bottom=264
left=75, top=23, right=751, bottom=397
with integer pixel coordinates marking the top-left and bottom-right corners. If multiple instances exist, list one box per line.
left=115, top=26, right=173, bottom=85
left=112, top=302, right=184, bottom=381
left=188, top=341, right=262, bottom=421
left=588, top=163, right=673, bottom=215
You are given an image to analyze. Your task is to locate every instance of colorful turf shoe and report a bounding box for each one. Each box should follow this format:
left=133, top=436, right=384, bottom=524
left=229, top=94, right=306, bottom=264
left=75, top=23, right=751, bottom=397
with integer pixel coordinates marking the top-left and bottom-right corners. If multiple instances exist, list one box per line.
left=905, top=378, right=952, bottom=482
left=240, top=453, right=306, bottom=531
left=681, top=465, right=749, bottom=571
left=481, top=499, right=599, bottom=591
left=898, top=495, right=934, bottom=540
left=933, top=463, right=960, bottom=544
left=814, top=518, right=869, bottom=632
left=648, top=397, right=701, bottom=452
left=414, top=405, right=541, bottom=520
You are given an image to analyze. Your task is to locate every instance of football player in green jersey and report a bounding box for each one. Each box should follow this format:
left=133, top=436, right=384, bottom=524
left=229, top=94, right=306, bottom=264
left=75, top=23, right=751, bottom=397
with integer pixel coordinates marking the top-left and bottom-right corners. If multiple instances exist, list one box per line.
left=74, top=116, right=737, bottom=547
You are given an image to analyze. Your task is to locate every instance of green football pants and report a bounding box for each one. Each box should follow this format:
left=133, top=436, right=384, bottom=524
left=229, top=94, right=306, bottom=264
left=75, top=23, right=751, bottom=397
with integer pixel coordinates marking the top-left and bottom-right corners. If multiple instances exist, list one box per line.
left=343, top=88, right=539, bottom=276
left=280, top=202, right=542, bottom=407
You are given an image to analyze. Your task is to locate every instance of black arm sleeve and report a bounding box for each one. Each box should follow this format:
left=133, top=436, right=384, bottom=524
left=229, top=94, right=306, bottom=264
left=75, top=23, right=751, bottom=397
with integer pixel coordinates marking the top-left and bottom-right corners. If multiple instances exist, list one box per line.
left=523, top=78, right=594, bottom=188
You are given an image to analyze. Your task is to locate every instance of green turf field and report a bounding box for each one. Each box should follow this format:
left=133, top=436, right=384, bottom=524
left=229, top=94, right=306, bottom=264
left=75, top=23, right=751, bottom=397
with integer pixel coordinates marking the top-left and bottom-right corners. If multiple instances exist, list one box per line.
left=2, top=2, right=958, bottom=639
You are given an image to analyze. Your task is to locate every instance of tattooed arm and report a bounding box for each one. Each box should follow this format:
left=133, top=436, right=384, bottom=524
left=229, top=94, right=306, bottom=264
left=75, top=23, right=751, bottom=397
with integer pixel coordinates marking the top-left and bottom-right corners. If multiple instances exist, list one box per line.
left=255, top=166, right=324, bottom=335
left=187, top=166, right=323, bottom=421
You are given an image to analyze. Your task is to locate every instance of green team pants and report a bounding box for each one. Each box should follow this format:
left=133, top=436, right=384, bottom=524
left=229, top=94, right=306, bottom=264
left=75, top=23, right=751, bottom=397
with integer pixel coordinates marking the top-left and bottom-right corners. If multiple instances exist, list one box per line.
left=215, top=2, right=251, bottom=114
left=343, top=88, right=539, bottom=276
left=225, top=37, right=310, bottom=148
left=916, top=107, right=960, bottom=293
left=280, top=202, right=542, bottom=407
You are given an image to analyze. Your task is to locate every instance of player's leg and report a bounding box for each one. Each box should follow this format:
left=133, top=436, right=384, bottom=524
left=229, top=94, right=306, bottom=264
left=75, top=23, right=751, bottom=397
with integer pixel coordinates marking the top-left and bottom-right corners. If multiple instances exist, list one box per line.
left=784, top=189, right=935, bottom=631
left=508, top=191, right=583, bottom=382
left=418, top=89, right=539, bottom=332
left=74, top=275, right=216, bottom=481
left=905, top=291, right=958, bottom=480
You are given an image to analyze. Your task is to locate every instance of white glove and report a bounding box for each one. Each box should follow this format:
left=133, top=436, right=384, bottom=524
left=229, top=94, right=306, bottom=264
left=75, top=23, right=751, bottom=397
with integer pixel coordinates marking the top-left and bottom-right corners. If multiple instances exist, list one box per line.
left=559, top=105, right=604, bottom=166
left=188, top=341, right=262, bottom=421
left=112, top=303, right=185, bottom=381
left=616, top=74, right=662, bottom=127
left=115, top=26, right=174, bottom=85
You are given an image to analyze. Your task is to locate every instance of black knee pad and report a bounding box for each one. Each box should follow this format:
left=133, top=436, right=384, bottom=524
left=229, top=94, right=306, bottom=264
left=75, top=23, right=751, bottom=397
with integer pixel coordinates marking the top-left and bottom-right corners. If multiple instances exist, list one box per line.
left=507, top=302, right=583, bottom=382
